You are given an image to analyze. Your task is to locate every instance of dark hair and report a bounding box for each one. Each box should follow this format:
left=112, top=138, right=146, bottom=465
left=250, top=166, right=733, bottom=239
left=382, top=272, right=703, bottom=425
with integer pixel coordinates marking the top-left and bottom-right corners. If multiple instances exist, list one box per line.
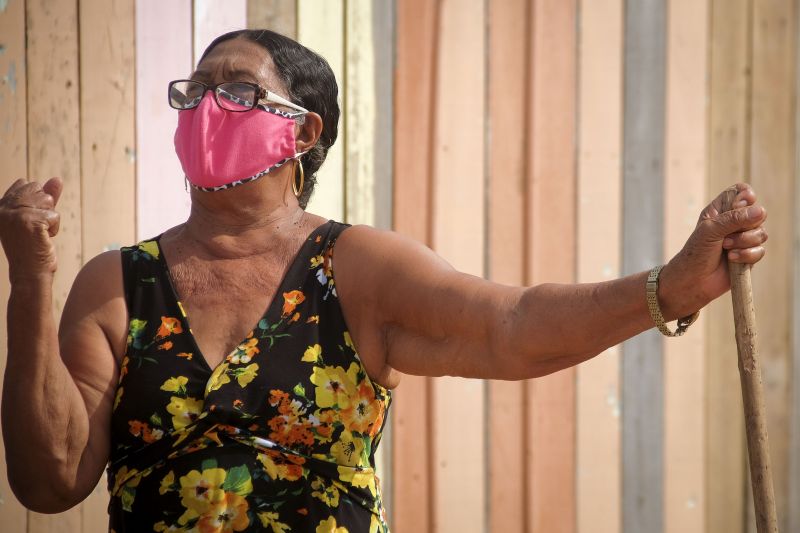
left=200, top=29, right=340, bottom=209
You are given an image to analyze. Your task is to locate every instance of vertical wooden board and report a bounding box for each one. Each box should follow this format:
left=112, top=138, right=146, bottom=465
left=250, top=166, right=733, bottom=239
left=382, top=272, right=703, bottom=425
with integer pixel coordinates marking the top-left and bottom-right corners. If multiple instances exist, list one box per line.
left=390, top=0, right=438, bottom=530
left=369, top=0, right=394, bottom=232
left=663, top=1, right=708, bottom=532
left=79, top=0, right=135, bottom=261
left=78, top=2, right=136, bottom=527
left=135, top=0, right=192, bottom=241
left=430, top=1, right=486, bottom=531
left=486, top=0, right=527, bottom=530
left=705, top=1, right=750, bottom=531
left=621, top=2, right=666, bottom=533
left=193, top=0, right=248, bottom=62
left=525, top=1, right=577, bottom=532
left=0, top=0, right=29, bottom=529
left=575, top=0, right=623, bottom=531
left=247, top=0, right=297, bottom=37
left=25, top=0, right=82, bottom=523
left=749, top=0, right=796, bottom=529
left=297, top=0, right=345, bottom=222
left=791, top=30, right=800, bottom=527
left=345, top=0, right=377, bottom=227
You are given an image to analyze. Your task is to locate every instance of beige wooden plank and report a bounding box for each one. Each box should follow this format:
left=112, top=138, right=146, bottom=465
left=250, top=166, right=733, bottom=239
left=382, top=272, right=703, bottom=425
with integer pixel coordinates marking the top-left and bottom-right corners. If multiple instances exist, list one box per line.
left=705, top=1, right=750, bottom=531
left=525, top=1, right=578, bottom=531
left=575, top=0, right=623, bottom=531
left=0, top=0, right=30, bottom=530
left=486, top=0, right=527, bottom=530
left=390, top=0, right=438, bottom=529
left=749, top=0, right=796, bottom=529
left=25, top=0, right=83, bottom=527
left=247, top=0, right=297, bottom=37
left=297, top=0, right=345, bottom=222
left=77, top=0, right=136, bottom=529
left=663, top=1, right=708, bottom=531
left=193, top=0, right=248, bottom=63
left=430, top=1, right=486, bottom=531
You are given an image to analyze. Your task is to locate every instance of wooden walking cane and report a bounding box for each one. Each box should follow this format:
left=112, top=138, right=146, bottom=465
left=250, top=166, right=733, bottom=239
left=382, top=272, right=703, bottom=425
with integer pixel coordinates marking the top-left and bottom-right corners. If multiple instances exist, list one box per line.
left=721, top=188, right=779, bottom=532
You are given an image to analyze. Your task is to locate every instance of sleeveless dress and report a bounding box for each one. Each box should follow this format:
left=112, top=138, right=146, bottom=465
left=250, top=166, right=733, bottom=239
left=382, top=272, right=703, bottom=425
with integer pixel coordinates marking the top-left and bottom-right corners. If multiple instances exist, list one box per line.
left=108, top=221, right=392, bottom=533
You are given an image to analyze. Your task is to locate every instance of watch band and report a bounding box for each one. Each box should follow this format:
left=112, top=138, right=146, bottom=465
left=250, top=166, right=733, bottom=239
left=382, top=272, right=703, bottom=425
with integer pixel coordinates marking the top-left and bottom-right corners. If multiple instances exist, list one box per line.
left=646, top=265, right=700, bottom=337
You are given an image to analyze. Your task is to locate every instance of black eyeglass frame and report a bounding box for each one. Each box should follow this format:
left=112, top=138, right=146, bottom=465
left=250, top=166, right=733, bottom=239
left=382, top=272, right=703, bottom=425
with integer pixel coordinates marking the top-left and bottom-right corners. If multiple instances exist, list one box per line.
left=167, top=79, right=309, bottom=116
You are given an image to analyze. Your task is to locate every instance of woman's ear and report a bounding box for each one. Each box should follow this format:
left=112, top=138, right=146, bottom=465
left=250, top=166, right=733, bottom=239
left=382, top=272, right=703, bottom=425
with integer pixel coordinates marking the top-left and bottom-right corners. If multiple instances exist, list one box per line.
left=295, top=111, right=323, bottom=154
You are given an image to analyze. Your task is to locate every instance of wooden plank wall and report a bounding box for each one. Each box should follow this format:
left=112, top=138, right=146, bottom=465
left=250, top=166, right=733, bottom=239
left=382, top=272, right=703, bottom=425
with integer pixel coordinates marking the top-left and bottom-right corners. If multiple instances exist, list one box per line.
left=2, top=1, right=800, bottom=533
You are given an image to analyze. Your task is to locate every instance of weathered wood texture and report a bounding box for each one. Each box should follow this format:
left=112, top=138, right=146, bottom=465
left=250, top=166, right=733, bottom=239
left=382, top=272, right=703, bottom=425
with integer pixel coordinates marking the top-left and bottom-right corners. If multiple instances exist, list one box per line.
left=749, top=1, right=796, bottom=530
left=135, top=0, right=192, bottom=240
left=297, top=0, right=345, bottom=222
left=486, top=0, right=528, bottom=530
left=706, top=1, right=750, bottom=531
left=390, top=0, right=438, bottom=531
left=247, top=0, right=297, bottom=37
left=525, top=1, right=578, bottom=532
left=576, top=0, right=623, bottom=531
left=664, top=1, right=708, bottom=532
left=25, top=0, right=82, bottom=528
left=622, top=2, right=666, bottom=533
left=193, top=0, right=248, bottom=63
left=0, top=0, right=29, bottom=530
left=430, top=1, right=487, bottom=531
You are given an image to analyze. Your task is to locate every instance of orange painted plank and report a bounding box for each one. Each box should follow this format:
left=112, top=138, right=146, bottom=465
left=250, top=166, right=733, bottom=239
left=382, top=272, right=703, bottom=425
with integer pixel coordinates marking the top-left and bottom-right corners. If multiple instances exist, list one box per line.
left=575, top=0, right=623, bottom=531
left=429, top=1, right=487, bottom=531
left=25, top=0, right=83, bottom=527
left=705, top=0, right=749, bottom=531
left=486, top=0, right=528, bottom=530
left=0, top=0, right=30, bottom=530
left=525, top=1, right=577, bottom=532
left=749, top=0, right=796, bottom=529
left=390, top=0, right=439, bottom=530
left=663, top=1, right=708, bottom=531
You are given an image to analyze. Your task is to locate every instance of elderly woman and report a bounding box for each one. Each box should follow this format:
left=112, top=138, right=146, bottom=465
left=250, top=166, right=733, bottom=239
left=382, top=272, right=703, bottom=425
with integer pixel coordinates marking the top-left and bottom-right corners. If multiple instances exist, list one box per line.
left=0, top=29, right=767, bottom=533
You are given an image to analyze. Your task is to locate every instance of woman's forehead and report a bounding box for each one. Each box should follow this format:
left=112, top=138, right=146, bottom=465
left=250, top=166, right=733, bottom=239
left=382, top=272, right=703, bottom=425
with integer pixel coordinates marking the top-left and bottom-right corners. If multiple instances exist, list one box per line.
left=193, top=38, right=286, bottom=93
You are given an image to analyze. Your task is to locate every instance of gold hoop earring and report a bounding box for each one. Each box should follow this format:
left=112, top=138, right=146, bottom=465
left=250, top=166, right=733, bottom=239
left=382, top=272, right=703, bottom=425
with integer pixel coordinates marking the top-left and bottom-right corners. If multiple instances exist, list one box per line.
left=292, top=159, right=305, bottom=198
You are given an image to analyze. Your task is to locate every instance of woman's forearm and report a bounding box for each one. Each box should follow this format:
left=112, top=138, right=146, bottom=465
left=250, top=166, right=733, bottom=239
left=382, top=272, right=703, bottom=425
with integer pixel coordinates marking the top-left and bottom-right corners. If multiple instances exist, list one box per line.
left=2, top=275, right=90, bottom=511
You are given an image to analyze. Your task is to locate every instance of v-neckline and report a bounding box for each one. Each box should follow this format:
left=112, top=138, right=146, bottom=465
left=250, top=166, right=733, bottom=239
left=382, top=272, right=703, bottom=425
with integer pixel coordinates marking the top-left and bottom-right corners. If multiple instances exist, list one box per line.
left=154, top=220, right=333, bottom=374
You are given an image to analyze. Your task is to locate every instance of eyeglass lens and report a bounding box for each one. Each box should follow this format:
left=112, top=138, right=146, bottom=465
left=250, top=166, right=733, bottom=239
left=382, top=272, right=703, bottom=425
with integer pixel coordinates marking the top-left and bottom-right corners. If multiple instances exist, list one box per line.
left=169, top=81, right=258, bottom=112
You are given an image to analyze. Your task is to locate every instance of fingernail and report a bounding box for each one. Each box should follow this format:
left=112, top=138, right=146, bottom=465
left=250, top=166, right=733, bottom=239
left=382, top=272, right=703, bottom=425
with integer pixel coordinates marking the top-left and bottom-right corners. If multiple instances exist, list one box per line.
left=729, top=251, right=740, bottom=260
left=747, top=206, right=762, bottom=219
left=736, top=200, right=748, bottom=208
left=723, top=238, right=734, bottom=247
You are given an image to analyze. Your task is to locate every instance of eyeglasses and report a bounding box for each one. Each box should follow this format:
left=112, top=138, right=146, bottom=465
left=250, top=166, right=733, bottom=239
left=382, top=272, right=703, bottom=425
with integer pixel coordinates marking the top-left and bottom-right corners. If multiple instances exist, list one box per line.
left=167, top=79, right=308, bottom=116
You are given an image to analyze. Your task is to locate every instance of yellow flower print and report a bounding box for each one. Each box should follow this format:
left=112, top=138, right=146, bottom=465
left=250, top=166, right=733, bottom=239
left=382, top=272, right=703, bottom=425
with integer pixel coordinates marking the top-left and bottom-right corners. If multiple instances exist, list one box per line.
left=227, top=337, right=259, bottom=364
left=310, top=363, right=359, bottom=409
left=156, top=316, right=183, bottom=338
left=159, top=470, right=175, bottom=495
left=196, top=491, right=250, bottom=532
left=256, top=452, right=304, bottom=482
left=236, top=363, right=259, bottom=387
left=166, top=396, right=203, bottom=430
left=302, top=344, right=322, bottom=363
left=341, top=381, right=383, bottom=435
left=330, top=430, right=366, bottom=467
left=309, top=254, right=324, bottom=268
left=206, top=363, right=231, bottom=394
left=258, top=512, right=291, bottom=533
left=113, top=387, right=123, bottom=410
left=343, top=331, right=355, bottom=351
left=307, top=315, right=320, bottom=324
left=315, top=516, right=349, bottom=533
left=178, top=468, right=227, bottom=525
left=138, top=240, right=160, bottom=259
left=337, top=465, right=376, bottom=495
left=110, top=465, right=141, bottom=496
left=282, top=290, right=306, bottom=316
left=311, top=476, right=340, bottom=507
left=161, top=376, right=189, bottom=394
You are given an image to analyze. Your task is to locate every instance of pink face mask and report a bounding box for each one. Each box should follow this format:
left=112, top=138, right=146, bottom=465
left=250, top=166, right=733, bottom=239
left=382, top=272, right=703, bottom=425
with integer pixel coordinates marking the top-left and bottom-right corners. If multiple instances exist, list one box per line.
left=174, top=92, right=302, bottom=191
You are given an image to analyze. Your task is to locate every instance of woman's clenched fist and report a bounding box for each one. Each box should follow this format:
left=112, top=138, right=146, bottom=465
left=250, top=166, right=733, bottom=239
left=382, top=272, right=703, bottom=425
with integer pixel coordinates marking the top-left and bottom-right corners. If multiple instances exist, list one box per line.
left=0, top=177, right=63, bottom=282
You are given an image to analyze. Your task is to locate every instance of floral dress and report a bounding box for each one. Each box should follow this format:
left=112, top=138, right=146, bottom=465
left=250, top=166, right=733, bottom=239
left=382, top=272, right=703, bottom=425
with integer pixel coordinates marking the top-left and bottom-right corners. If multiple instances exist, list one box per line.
left=108, top=221, right=392, bottom=532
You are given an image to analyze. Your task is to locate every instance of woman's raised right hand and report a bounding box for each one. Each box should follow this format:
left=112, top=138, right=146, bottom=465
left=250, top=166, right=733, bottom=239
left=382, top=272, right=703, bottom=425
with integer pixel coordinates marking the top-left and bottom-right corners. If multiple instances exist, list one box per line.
left=0, top=177, right=63, bottom=281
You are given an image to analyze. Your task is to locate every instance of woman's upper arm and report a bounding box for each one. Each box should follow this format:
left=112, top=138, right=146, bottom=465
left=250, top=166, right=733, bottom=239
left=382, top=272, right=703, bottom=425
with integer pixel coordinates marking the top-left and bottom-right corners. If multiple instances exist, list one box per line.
left=58, top=250, right=126, bottom=493
left=334, top=226, right=520, bottom=382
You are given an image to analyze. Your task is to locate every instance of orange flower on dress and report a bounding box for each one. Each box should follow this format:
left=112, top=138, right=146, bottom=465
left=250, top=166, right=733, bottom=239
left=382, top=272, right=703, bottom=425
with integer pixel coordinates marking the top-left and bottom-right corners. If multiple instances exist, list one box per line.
left=177, top=352, right=193, bottom=360
left=156, top=316, right=183, bottom=338
left=289, top=312, right=301, bottom=324
left=267, top=393, right=314, bottom=447
left=341, top=381, right=384, bottom=435
left=158, top=341, right=173, bottom=351
left=282, top=290, right=306, bottom=317
left=128, top=420, right=164, bottom=443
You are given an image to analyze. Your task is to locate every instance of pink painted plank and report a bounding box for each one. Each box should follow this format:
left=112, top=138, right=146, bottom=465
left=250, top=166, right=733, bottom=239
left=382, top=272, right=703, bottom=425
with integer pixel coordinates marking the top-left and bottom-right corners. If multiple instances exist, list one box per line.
left=135, top=0, right=193, bottom=240
left=193, top=0, right=248, bottom=63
